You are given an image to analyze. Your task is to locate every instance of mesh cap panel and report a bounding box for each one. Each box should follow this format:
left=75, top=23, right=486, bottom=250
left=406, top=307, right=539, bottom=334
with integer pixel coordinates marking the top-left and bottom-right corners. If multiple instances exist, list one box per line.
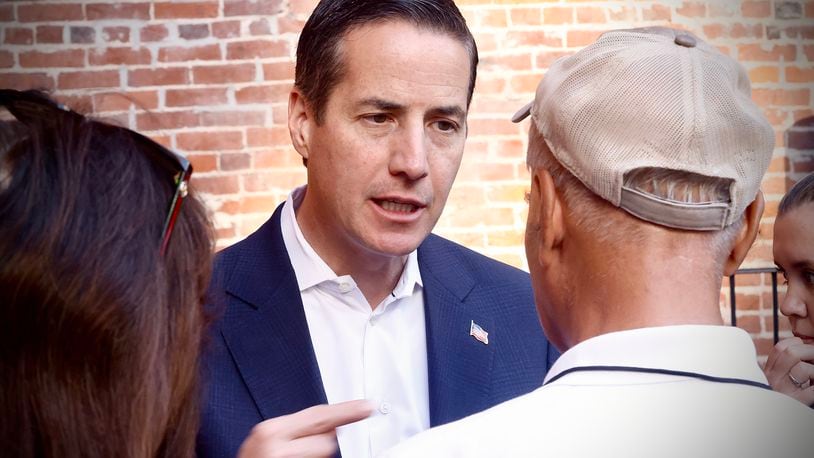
left=514, top=27, right=774, bottom=230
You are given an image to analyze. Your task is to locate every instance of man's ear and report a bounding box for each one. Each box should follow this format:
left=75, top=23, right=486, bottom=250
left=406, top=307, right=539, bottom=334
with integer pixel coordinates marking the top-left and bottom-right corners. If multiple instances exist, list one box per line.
left=723, top=190, right=765, bottom=276
left=529, top=167, right=565, bottom=267
left=288, top=89, right=311, bottom=163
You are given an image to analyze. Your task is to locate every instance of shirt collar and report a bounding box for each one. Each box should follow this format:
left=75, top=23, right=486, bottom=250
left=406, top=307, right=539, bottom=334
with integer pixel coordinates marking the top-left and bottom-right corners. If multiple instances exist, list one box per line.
left=544, top=325, right=767, bottom=385
left=280, top=185, right=422, bottom=295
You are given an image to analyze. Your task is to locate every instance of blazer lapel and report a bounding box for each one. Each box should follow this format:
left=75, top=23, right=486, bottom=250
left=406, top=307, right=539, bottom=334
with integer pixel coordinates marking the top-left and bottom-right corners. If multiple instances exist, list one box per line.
left=218, top=205, right=328, bottom=419
left=419, top=237, right=496, bottom=426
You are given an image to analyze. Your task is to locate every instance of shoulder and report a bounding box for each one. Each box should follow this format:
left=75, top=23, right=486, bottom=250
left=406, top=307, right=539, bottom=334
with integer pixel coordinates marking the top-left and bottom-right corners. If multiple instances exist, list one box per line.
left=418, top=233, right=531, bottom=288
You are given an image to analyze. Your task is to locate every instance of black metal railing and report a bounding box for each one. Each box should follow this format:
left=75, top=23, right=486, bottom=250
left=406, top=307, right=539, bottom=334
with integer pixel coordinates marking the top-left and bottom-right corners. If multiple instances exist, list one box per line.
left=728, top=267, right=780, bottom=344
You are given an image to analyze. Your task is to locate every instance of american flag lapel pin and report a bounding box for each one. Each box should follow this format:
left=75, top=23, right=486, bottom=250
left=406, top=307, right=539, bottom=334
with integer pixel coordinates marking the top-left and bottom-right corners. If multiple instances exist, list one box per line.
left=469, top=320, right=489, bottom=345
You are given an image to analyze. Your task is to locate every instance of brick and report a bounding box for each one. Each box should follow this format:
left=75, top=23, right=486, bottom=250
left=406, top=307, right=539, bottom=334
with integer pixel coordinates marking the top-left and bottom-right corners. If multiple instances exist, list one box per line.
left=36, top=26, right=63, bottom=44
left=227, top=39, right=289, bottom=59
left=236, top=84, right=291, bottom=104
left=748, top=66, right=779, bottom=83
left=247, top=127, right=290, bottom=147
left=18, top=3, right=83, bottom=22
left=263, top=62, right=295, bottom=81
left=166, top=88, right=229, bottom=107
left=576, top=7, right=606, bottom=23
left=290, top=0, right=318, bottom=15
left=193, top=64, right=256, bottom=84
left=703, top=24, right=724, bottom=39
left=481, top=53, right=532, bottom=72
left=58, top=70, right=120, bottom=90
left=0, top=4, right=12, bottom=22
left=0, top=51, right=13, bottom=68
left=89, top=47, right=151, bottom=66
left=787, top=130, right=814, bottom=149
left=607, top=5, right=636, bottom=21
left=742, top=1, right=771, bottom=17
left=254, top=149, right=301, bottom=168
left=806, top=45, right=814, bottom=62
left=567, top=30, right=604, bottom=47
left=469, top=118, right=522, bottom=136
left=20, top=49, right=85, bottom=68
left=753, top=89, right=809, bottom=106
left=140, top=25, right=169, bottom=43
left=137, top=111, right=201, bottom=131
left=179, top=24, right=210, bottom=40
left=220, top=153, right=252, bottom=171
left=70, top=26, right=95, bottom=44
left=709, top=2, right=737, bottom=17
left=472, top=74, right=505, bottom=94
left=642, top=3, right=671, bottom=21
left=102, top=27, right=130, bottom=43
left=4, top=27, right=34, bottom=45
left=676, top=2, right=706, bottom=17
left=155, top=1, right=219, bottom=19
left=775, top=1, right=803, bottom=19
left=0, top=72, right=55, bottom=91
left=542, top=6, right=572, bottom=24
left=87, top=3, right=150, bottom=20
left=93, top=91, right=159, bottom=112
left=199, top=111, right=266, bottom=127
left=278, top=16, right=306, bottom=34
left=535, top=50, right=573, bottom=68
left=177, top=131, right=244, bottom=151
left=509, top=8, right=540, bottom=26
left=194, top=175, right=240, bottom=195
left=787, top=66, right=814, bottom=83
left=768, top=155, right=790, bottom=173
left=244, top=171, right=303, bottom=192
left=792, top=155, right=814, bottom=173
left=505, top=31, right=562, bottom=48
left=730, top=23, right=764, bottom=39
left=128, top=68, right=190, bottom=87
left=213, top=21, right=242, bottom=39
left=738, top=44, right=796, bottom=61
left=250, top=18, right=273, bottom=35
left=158, top=44, right=221, bottom=62
left=188, top=153, right=218, bottom=173
left=224, top=0, right=284, bottom=16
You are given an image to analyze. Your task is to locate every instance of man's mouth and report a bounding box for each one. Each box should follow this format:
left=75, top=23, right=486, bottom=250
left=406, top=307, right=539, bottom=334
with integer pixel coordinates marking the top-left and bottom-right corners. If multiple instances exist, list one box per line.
left=373, top=198, right=424, bottom=214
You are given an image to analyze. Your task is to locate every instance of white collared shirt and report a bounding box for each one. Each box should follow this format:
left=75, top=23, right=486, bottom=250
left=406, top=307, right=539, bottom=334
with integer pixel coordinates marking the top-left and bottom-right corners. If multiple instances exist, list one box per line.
left=383, top=325, right=814, bottom=458
left=281, top=186, right=430, bottom=458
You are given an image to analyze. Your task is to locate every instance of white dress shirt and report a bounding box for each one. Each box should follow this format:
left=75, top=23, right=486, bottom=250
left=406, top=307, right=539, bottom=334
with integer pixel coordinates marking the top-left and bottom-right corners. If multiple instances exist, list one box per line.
left=281, top=186, right=430, bottom=458
left=383, top=325, right=814, bottom=457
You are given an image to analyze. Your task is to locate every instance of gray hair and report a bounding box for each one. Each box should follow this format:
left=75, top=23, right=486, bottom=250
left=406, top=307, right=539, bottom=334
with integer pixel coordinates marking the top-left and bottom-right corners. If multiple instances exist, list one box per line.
left=526, top=128, right=744, bottom=264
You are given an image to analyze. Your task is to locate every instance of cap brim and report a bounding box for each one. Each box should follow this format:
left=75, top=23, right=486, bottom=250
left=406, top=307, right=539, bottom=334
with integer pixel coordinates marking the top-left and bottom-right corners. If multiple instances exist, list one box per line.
left=511, top=101, right=533, bottom=123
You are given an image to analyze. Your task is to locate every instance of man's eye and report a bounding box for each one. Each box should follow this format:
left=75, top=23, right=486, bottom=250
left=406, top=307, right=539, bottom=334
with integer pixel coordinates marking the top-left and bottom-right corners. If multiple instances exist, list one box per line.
left=435, top=120, right=456, bottom=132
left=804, top=270, right=814, bottom=286
left=367, top=114, right=389, bottom=124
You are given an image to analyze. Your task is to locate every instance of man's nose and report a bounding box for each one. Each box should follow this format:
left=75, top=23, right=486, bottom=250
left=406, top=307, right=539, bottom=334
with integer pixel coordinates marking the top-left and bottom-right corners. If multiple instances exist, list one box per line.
left=780, top=282, right=808, bottom=318
left=388, top=123, right=429, bottom=181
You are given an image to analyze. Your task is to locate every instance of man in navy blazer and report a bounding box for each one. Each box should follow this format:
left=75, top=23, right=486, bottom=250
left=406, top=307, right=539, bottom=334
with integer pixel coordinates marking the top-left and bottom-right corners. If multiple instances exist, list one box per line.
left=197, top=1, right=556, bottom=457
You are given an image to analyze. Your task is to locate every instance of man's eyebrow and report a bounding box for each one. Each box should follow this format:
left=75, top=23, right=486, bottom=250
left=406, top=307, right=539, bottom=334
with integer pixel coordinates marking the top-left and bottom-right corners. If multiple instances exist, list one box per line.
left=428, top=105, right=466, bottom=120
left=355, top=98, right=405, bottom=112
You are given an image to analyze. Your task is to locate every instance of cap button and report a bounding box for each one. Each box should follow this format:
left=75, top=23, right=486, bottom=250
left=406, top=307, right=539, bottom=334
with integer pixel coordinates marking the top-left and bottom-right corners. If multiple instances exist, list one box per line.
left=674, top=33, right=696, bottom=48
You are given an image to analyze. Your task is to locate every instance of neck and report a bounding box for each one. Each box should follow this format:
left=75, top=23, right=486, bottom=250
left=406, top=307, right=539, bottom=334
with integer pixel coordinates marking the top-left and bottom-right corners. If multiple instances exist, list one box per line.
left=295, top=198, right=407, bottom=309
left=565, top=241, right=724, bottom=348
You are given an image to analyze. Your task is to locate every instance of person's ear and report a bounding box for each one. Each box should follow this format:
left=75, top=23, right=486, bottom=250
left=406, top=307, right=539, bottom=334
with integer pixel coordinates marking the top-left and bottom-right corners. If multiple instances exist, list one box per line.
left=288, top=89, right=311, bottom=164
left=529, top=167, right=565, bottom=268
left=723, top=190, right=764, bottom=276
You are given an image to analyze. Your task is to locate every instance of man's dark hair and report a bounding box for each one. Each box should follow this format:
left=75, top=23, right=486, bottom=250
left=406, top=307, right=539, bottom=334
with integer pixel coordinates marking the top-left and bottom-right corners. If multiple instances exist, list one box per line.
left=295, top=0, right=478, bottom=124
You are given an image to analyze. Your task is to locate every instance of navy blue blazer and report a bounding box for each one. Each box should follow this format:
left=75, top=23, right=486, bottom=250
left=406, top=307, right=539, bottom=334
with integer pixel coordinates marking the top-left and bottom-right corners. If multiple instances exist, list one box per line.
left=197, top=204, right=558, bottom=458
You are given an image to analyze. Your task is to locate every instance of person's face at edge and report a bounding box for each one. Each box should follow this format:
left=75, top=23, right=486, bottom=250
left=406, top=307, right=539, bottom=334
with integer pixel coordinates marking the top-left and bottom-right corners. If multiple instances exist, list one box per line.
left=774, top=202, right=814, bottom=344
left=295, top=20, right=471, bottom=260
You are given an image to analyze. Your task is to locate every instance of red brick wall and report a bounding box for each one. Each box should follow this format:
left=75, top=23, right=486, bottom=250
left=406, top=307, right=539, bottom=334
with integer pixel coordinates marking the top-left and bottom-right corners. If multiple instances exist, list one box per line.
left=1, top=0, right=812, bottom=356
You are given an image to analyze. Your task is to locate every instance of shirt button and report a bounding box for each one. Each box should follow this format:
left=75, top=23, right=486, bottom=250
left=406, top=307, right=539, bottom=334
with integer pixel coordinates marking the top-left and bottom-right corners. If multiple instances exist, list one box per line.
left=379, top=402, right=391, bottom=415
left=338, top=282, right=352, bottom=293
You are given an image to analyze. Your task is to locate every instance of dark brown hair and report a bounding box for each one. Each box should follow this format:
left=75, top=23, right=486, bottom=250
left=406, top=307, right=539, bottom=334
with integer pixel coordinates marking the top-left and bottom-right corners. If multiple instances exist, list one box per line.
left=0, top=91, right=214, bottom=457
left=778, top=172, right=814, bottom=217
left=295, top=0, right=478, bottom=124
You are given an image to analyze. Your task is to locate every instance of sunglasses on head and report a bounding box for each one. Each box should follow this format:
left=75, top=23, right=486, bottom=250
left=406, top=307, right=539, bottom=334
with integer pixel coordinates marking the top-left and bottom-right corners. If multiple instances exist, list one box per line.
left=0, top=89, right=193, bottom=257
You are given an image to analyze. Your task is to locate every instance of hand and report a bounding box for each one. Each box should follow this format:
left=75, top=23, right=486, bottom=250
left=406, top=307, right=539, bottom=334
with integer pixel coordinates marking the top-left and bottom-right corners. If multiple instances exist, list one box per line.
left=764, top=337, right=814, bottom=407
left=237, top=400, right=374, bottom=458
